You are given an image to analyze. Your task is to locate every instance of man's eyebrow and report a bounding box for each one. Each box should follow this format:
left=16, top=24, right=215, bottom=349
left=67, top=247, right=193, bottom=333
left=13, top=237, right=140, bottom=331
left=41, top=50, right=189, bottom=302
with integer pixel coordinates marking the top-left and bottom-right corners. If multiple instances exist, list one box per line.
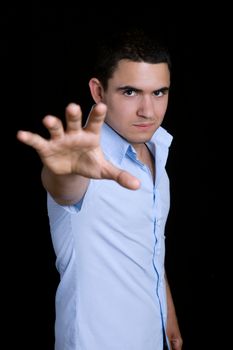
left=117, top=86, right=142, bottom=92
left=156, top=87, right=170, bottom=93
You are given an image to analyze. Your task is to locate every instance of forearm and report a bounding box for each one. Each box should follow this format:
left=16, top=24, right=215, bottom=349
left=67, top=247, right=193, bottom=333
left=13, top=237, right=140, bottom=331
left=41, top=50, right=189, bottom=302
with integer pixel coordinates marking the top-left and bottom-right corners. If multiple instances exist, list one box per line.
left=41, top=166, right=90, bottom=205
left=165, top=273, right=183, bottom=349
left=165, top=274, right=177, bottom=321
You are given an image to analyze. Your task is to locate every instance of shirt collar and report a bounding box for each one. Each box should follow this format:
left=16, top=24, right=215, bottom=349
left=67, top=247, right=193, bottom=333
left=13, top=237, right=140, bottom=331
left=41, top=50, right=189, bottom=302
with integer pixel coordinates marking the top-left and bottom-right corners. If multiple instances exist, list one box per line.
left=100, top=122, right=173, bottom=164
left=100, top=123, right=131, bottom=164
left=146, top=126, right=173, bottom=157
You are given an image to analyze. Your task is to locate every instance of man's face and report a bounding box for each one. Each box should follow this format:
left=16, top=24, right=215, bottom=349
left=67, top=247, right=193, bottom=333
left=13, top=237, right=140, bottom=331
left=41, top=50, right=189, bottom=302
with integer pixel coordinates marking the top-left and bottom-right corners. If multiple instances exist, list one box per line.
left=102, top=60, right=170, bottom=148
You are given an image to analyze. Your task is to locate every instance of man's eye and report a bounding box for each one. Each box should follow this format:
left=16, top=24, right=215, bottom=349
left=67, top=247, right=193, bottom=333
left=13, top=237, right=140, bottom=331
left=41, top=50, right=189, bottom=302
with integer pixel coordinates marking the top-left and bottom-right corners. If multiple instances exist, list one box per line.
left=124, top=89, right=136, bottom=96
left=154, top=90, right=163, bottom=97
left=154, top=89, right=169, bottom=97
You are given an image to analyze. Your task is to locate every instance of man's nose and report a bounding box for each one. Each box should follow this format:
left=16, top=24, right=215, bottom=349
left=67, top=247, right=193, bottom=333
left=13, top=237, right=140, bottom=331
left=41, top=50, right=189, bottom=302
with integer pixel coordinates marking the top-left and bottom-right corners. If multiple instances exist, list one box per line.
left=136, top=95, right=154, bottom=119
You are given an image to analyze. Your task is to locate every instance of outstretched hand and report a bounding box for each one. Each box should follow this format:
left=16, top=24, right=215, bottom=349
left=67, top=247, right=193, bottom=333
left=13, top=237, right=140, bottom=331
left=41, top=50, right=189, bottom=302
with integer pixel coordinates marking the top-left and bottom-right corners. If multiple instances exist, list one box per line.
left=17, top=102, right=140, bottom=190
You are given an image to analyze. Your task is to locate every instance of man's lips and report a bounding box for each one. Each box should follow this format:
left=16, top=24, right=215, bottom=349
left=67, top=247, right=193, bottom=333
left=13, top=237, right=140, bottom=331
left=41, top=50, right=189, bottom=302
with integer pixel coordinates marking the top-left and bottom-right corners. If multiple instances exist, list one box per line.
left=133, top=122, right=154, bottom=128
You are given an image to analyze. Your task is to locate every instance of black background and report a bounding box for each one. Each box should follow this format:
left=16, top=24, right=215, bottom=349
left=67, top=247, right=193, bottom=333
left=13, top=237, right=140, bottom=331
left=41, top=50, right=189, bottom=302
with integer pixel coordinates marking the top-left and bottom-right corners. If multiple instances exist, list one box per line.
left=3, top=3, right=224, bottom=349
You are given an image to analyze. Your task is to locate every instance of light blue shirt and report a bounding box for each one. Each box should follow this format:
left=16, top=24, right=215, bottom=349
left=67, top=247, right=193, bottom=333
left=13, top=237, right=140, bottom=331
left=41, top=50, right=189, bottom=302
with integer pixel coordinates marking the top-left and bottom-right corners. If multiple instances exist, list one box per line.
left=48, top=122, right=173, bottom=350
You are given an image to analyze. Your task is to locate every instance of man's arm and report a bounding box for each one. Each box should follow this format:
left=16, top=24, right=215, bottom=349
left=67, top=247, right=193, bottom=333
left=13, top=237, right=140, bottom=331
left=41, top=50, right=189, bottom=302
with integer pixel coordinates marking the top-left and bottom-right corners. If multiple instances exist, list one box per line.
left=41, top=167, right=89, bottom=205
left=165, top=274, right=183, bottom=350
left=17, top=103, right=140, bottom=205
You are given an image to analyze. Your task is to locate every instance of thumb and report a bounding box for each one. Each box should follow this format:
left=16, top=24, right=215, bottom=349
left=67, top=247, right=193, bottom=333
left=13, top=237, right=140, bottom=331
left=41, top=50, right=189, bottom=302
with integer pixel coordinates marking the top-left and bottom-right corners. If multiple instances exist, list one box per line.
left=105, top=162, right=141, bottom=190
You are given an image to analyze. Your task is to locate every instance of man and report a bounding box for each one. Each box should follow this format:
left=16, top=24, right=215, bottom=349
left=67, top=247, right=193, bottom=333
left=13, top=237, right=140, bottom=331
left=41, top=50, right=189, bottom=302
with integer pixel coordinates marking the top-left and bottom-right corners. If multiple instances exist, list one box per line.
left=17, top=28, right=183, bottom=350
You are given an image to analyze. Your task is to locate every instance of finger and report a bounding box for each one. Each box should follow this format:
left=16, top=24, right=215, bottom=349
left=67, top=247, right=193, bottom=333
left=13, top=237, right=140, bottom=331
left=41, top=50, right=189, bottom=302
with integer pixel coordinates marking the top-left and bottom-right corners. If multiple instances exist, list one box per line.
left=104, top=162, right=141, bottom=190
left=116, top=170, right=141, bottom=190
left=42, top=115, right=65, bottom=139
left=16, top=130, right=48, bottom=152
left=65, top=103, right=83, bottom=132
left=84, top=102, right=107, bottom=135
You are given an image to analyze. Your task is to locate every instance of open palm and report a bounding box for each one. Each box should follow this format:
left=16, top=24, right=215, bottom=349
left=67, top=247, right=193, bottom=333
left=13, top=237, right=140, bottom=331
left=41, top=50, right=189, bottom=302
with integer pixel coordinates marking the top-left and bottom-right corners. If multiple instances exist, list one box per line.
left=17, top=102, right=140, bottom=190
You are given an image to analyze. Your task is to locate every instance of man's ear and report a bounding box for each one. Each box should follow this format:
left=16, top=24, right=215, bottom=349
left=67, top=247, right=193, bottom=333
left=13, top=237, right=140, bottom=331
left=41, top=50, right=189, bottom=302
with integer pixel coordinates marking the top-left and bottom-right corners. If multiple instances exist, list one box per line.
left=89, top=78, right=104, bottom=103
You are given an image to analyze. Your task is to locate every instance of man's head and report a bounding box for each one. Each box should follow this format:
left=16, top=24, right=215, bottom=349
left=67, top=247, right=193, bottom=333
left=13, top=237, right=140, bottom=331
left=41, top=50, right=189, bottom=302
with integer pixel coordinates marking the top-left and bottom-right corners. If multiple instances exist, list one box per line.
left=89, top=28, right=171, bottom=147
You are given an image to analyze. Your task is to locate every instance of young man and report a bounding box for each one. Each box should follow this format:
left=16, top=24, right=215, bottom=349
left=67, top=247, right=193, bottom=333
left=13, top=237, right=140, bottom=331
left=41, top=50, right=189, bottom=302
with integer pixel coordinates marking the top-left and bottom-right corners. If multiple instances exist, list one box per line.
left=17, top=28, right=183, bottom=350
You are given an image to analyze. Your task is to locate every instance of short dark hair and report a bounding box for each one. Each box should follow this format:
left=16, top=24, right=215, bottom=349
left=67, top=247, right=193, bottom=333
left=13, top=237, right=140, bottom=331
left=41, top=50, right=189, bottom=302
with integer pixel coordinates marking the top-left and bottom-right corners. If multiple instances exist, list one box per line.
left=92, top=27, right=171, bottom=90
